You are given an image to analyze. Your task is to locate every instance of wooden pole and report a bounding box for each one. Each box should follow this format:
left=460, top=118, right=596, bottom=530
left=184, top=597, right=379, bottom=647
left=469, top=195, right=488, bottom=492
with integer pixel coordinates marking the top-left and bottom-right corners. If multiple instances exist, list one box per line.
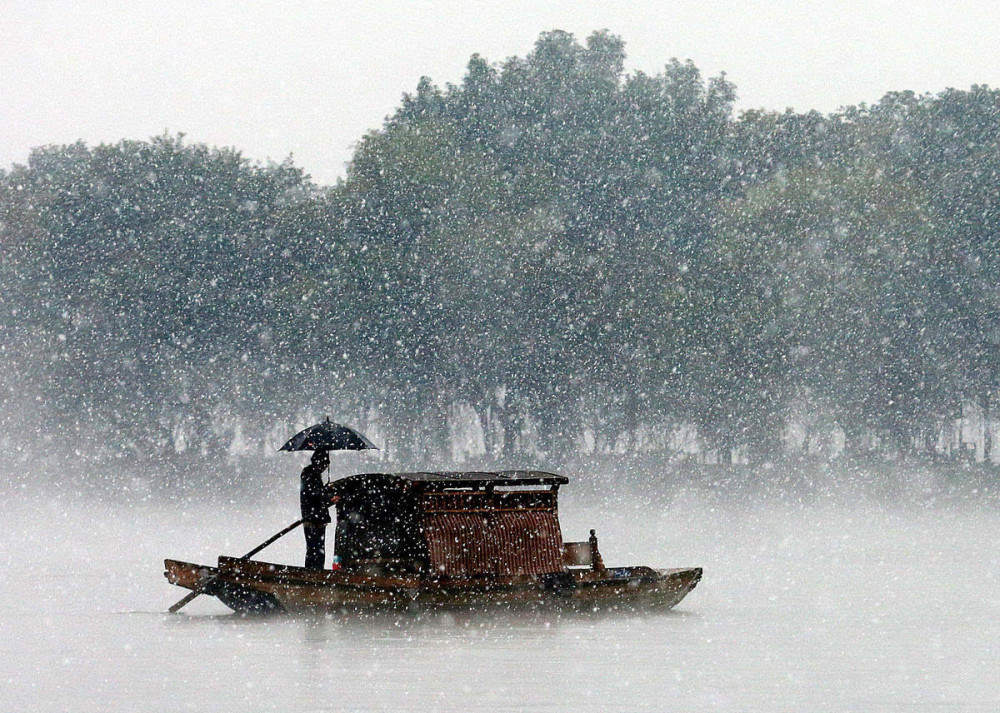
left=168, top=519, right=304, bottom=613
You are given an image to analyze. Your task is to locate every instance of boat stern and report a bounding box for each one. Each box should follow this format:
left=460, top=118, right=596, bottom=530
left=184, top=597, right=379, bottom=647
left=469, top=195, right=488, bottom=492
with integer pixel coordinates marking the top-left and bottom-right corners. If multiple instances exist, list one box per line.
left=652, top=566, right=702, bottom=608
left=164, top=559, right=217, bottom=591
left=164, top=558, right=285, bottom=614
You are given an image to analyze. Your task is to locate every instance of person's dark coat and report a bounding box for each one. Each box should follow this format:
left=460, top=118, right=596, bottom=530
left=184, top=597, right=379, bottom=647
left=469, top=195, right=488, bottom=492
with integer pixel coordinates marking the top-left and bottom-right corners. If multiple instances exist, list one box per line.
left=300, top=458, right=332, bottom=524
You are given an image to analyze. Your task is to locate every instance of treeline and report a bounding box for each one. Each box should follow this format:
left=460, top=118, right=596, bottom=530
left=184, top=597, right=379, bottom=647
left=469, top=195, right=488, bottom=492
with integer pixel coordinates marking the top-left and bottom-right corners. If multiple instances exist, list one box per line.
left=2, top=30, right=999, bottom=478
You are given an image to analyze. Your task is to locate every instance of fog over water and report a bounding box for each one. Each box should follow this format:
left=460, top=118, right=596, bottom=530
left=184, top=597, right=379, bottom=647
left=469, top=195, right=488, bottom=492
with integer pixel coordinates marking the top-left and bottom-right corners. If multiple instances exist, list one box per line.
left=3, top=468, right=998, bottom=712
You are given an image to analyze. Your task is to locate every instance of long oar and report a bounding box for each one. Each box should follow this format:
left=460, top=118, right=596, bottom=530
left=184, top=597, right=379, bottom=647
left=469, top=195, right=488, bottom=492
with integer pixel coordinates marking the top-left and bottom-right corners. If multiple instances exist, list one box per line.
left=168, top=519, right=304, bottom=613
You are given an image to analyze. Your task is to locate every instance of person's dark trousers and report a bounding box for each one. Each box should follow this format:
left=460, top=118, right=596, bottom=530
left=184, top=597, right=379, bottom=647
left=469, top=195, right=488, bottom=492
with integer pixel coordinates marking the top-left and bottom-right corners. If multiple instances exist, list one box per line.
left=303, top=522, right=326, bottom=570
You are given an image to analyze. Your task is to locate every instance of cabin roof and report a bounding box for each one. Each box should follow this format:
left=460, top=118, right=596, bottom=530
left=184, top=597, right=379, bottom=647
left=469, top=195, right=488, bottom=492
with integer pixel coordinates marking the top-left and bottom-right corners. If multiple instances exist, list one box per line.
left=327, top=470, right=568, bottom=494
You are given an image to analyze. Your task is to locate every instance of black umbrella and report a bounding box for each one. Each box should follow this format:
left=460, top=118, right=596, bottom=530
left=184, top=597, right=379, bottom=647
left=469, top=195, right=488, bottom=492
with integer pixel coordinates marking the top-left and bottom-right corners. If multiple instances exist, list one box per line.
left=279, top=418, right=378, bottom=452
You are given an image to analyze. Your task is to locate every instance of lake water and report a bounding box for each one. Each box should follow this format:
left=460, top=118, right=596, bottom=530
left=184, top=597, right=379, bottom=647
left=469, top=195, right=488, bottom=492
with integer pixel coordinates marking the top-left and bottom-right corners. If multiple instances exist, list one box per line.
left=2, top=482, right=998, bottom=712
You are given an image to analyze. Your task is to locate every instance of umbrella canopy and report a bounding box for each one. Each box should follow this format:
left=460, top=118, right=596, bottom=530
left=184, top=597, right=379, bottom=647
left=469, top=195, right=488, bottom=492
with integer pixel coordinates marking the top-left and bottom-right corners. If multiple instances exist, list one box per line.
left=279, top=418, right=378, bottom=452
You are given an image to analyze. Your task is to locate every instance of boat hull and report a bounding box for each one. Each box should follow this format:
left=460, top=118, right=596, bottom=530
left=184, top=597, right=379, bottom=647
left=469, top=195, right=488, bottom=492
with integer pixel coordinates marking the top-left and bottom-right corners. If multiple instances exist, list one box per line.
left=165, top=557, right=701, bottom=614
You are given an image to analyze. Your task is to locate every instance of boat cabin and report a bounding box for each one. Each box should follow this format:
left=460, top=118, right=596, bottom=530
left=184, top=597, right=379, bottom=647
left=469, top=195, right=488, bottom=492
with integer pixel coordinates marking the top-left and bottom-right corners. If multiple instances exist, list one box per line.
left=327, top=471, right=577, bottom=578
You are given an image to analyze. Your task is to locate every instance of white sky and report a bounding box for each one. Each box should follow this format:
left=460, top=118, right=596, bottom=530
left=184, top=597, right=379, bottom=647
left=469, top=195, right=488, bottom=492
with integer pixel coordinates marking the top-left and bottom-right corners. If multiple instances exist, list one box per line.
left=3, top=1, right=999, bottom=185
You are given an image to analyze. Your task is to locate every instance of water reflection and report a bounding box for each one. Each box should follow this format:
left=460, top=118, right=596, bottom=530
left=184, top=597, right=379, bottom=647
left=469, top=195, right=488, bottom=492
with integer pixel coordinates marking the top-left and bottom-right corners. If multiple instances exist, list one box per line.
left=165, top=601, right=695, bottom=642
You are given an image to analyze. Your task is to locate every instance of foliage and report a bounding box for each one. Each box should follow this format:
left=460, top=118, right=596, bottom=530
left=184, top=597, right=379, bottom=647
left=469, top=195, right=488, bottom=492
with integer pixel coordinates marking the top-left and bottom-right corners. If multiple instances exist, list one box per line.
left=2, top=31, right=1000, bottom=472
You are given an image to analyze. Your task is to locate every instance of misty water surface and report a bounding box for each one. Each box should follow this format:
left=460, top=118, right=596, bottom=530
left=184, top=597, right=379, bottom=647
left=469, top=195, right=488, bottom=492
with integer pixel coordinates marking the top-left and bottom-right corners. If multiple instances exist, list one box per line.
left=2, top=474, right=998, bottom=713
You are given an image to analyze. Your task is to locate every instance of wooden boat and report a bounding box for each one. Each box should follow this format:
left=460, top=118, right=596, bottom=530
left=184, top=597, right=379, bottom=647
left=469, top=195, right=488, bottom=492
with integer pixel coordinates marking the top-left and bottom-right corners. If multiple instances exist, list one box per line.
left=164, top=471, right=702, bottom=614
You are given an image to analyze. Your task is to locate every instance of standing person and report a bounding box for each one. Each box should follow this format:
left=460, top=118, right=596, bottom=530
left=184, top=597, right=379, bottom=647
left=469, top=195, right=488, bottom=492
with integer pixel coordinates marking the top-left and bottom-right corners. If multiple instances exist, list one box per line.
left=300, top=449, right=331, bottom=569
